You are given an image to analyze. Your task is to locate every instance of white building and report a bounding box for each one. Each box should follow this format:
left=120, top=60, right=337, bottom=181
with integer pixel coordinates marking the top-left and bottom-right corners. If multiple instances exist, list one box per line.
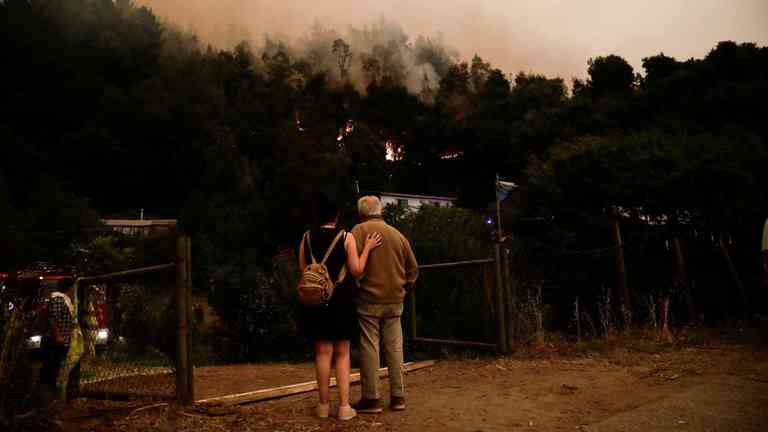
left=102, top=218, right=177, bottom=236
left=377, top=192, right=457, bottom=211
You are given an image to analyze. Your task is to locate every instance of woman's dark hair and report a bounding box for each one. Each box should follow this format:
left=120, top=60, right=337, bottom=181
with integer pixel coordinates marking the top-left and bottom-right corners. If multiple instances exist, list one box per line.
left=316, top=192, right=340, bottom=225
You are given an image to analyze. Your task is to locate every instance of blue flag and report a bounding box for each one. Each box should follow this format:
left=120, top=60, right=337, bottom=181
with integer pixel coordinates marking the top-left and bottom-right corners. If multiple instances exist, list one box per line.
left=496, top=180, right=517, bottom=202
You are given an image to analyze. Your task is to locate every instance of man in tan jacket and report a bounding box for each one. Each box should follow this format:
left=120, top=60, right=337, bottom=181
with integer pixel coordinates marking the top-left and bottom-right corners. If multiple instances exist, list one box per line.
left=351, top=195, right=419, bottom=413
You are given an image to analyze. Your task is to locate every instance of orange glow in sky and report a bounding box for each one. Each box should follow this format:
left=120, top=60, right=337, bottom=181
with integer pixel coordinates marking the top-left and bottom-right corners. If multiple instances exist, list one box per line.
left=138, top=0, right=768, bottom=80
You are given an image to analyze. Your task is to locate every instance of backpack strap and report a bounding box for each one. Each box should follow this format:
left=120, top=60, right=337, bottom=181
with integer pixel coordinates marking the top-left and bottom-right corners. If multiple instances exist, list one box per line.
left=323, top=231, right=348, bottom=286
left=320, top=230, right=345, bottom=265
left=303, top=230, right=317, bottom=264
left=309, top=229, right=348, bottom=285
left=336, top=262, right=347, bottom=285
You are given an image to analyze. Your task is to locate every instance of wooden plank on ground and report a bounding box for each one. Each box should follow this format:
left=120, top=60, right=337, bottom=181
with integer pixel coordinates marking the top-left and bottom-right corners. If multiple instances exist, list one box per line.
left=195, top=360, right=436, bottom=406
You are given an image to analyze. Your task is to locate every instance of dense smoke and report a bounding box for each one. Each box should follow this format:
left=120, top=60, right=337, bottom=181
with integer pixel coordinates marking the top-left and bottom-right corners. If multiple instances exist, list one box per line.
left=292, top=19, right=452, bottom=94
left=134, top=1, right=461, bottom=94
left=135, top=0, right=768, bottom=89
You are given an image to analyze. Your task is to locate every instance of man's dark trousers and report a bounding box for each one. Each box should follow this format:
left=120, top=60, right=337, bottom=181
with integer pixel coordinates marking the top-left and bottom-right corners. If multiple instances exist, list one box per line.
left=40, top=336, right=68, bottom=393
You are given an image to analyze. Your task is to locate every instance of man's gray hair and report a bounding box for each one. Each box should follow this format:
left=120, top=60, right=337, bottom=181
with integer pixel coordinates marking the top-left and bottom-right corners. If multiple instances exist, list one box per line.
left=357, top=195, right=382, bottom=217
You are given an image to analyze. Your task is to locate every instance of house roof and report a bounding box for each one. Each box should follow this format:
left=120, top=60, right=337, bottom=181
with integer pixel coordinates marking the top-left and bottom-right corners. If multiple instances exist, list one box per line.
left=102, top=219, right=177, bottom=227
left=368, top=191, right=457, bottom=201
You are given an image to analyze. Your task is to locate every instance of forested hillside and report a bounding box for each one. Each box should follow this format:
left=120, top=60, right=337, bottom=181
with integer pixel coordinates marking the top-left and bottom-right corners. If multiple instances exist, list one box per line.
left=1, top=1, right=767, bottom=333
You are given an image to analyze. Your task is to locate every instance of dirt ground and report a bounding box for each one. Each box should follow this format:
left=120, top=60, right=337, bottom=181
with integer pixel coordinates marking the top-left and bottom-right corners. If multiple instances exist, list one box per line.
left=31, top=337, right=768, bottom=431
left=194, top=362, right=317, bottom=401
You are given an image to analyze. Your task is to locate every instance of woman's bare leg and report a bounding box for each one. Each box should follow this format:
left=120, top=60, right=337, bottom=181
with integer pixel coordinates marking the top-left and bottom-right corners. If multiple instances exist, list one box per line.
left=314, top=340, right=333, bottom=404
left=333, top=340, right=352, bottom=406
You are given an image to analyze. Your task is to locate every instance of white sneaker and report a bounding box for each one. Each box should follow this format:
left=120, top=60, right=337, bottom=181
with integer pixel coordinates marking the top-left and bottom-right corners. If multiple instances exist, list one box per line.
left=337, top=404, right=357, bottom=421
left=316, top=402, right=330, bottom=418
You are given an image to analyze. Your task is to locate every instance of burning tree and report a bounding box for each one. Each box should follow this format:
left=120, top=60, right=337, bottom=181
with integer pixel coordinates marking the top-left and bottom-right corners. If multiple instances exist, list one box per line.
left=332, top=38, right=353, bottom=82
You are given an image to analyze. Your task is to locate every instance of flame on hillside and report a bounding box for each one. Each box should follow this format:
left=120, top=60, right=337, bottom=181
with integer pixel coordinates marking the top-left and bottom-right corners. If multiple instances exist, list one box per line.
left=385, top=140, right=404, bottom=161
left=440, top=150, right=463, bottom=160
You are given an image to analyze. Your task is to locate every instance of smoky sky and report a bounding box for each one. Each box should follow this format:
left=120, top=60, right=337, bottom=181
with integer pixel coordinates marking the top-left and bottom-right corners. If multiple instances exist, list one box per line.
left=136, top=0, right=768, bottom=80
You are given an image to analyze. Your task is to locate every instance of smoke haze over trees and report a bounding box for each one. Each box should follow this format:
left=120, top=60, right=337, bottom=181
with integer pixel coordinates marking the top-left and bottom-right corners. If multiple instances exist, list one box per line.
left=133, top=0, right=768, bottom=83
left=1, top=0, right=767, bottom=357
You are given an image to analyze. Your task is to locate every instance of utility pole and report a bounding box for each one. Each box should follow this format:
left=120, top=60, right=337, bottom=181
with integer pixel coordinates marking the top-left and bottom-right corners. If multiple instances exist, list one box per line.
left=494, top=175, right=518, bottom=352
left=495, top=174, right=503, bottom=241
left=611, top=216, right=630, bottom=314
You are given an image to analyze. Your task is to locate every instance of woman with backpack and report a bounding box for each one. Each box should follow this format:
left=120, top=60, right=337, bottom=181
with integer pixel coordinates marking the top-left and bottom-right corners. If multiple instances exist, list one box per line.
left=298, top=194, right=382, bottom=421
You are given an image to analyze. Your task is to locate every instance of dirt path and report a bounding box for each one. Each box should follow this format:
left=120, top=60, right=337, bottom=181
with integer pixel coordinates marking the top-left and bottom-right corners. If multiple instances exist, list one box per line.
left=54, top=343, right=768, bottom=431
left=584, top=376, right=768, bottom=431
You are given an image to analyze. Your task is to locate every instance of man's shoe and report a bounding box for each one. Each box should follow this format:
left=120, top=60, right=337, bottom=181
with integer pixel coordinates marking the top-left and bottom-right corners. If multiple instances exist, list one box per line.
left=390, top=396, right=406, bottom=411
left=352, top=398, right=383, bottom=413
left=337, top=404, right=357, bottom=421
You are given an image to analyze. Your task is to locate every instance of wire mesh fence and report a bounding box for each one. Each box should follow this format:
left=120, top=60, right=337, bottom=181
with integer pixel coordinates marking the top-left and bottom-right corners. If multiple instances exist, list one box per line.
left=507, top=220, right=767, bottom=341
left=76, top=273, right=178, bottom=401
left=0, top=232, right=193, bottom=414
left=407, top=259, right=499, bottom=350
left=71, top=236, right=192, bottom=403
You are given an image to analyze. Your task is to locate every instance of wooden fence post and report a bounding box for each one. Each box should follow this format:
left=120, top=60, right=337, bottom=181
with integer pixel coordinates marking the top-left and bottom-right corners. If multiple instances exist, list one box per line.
left=494, top=244, right=508, bottom=354
left=185, top=236, right=194, bottom=402
left=176, top=234, right=191, bottom=405
left=612, top=217, right=630, bottom=314
left=672, top=236, right=697, bottom=323
left=502, top=248, right=514, bottom=350
left=482, top=263, right=494, bottom=342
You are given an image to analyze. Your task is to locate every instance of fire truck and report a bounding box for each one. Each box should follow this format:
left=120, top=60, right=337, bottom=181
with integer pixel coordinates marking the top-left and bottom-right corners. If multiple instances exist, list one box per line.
left=0, top=263, right=110, bottom=350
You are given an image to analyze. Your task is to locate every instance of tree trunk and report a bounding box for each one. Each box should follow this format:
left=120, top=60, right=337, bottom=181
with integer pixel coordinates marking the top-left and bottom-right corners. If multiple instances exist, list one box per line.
left=575, top=298, right=581, bottom=342
left=659, top=297, right=673, bottom=343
